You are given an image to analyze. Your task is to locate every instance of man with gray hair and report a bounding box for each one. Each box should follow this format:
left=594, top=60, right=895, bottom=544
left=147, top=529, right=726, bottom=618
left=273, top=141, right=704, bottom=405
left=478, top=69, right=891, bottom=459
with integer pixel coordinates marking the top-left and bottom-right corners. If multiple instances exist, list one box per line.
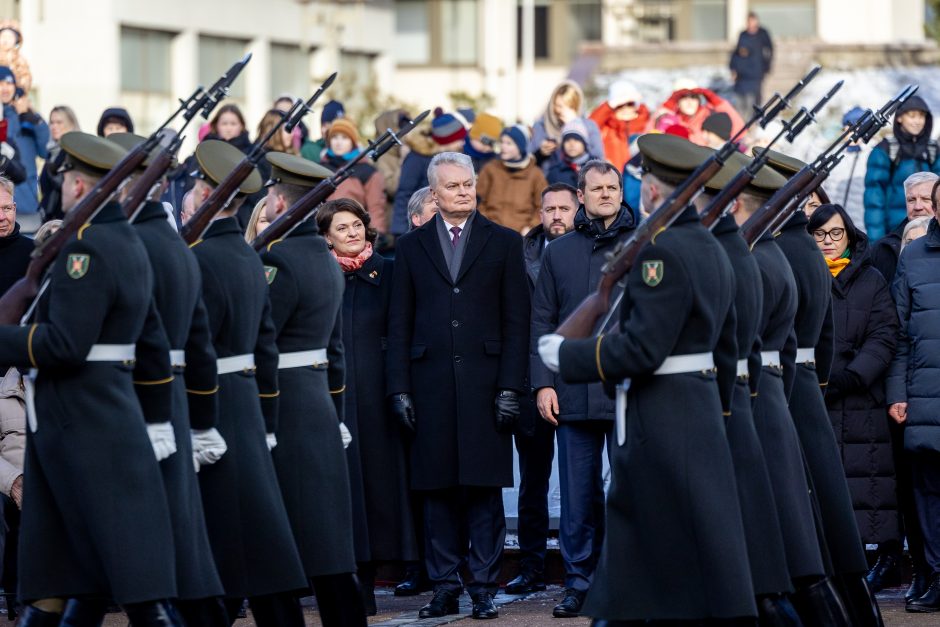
left=0, top=175, right=32, bottom=294
left=871, top=171, right=938, bottom=284
left=407, top=186, right=437, bottom=230
left=387, top=151, right=530, bottom=620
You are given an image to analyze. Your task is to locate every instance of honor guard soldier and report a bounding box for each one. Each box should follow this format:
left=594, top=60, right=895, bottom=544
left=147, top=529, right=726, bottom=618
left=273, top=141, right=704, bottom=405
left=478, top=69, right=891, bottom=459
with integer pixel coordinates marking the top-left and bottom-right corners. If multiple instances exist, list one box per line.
left=259, top=153, right=367, bottom=626
left=698, top=152, right=803, bottom=625
left=760, top=149, right=879, bottom=625
left=0, top=132, right=181, bottom=626
left=539, top=134, right=757, bottom=624
left=189, top=140, right=307, bottom=625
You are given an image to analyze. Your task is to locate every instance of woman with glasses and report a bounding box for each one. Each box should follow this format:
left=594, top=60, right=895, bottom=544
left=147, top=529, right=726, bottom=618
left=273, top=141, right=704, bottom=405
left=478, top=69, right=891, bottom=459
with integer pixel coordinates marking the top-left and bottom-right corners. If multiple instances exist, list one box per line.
left=806, top=203, right=901, bottom=593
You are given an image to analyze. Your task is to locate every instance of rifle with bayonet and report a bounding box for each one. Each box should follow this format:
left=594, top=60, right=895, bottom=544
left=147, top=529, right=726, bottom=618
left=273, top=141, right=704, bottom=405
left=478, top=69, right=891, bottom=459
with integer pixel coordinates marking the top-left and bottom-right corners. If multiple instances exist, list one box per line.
left=121, top=54, right=253, bottom=219
left=180, top=72, right=338, bottom=244
left=251, top=108, right=430, bottom=252
left=554, top=69, right=823, bottom=339
left=741, top=84, right=919, bottom=247
left=700, top=76, right=843, bottom=230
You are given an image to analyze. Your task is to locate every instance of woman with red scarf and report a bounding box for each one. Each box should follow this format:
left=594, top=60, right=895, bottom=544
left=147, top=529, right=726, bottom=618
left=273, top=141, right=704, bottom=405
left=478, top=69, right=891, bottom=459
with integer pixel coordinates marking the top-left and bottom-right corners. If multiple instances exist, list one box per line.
left=317, top=199, right=418, bottom=616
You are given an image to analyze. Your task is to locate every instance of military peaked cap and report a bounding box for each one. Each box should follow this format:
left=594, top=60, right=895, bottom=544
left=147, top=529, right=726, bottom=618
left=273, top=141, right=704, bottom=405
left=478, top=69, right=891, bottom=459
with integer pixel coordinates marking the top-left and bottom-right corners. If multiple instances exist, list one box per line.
left=193, top=139, right=263, bottom=194
left=59, top=131, right=128, bottom=178
left=265, top=152, right=332, bottom=188
left=637, top=133, right=714, bottom=185
left=107, top=132, right=179, bottom=171
left=751, top=147, right=806, bottom=178
left=706, top=151, right=788, bottom=200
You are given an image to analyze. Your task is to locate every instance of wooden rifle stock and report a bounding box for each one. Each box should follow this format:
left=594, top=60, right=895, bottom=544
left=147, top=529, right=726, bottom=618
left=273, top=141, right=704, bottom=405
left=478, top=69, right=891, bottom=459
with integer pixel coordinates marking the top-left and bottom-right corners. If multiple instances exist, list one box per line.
left=739, top=165, right=817, bottom=247
left=121, top=136, right=181, bottom=219
left=180, top=158, right=257, bottom=244
left=699, top=168, right=753, bottom=230
left=250, top=173, right=339, bottom=251
left=0, top=140, right=152, bottom=324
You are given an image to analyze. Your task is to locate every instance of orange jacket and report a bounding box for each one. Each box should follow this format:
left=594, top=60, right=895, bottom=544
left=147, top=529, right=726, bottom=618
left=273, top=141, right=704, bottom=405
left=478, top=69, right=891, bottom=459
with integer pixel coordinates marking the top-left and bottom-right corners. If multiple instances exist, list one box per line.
left=655, top=88, right=744, bottom=147
left=589, top=102, right=651, bottom=171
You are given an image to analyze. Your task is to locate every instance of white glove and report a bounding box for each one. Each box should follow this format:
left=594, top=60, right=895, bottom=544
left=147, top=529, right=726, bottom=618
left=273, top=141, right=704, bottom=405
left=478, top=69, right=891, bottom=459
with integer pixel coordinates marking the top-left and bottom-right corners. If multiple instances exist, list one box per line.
left=339, top=422, right=352, bottom=449
left=0, top=142, right=14, bottom=160
left=147, top=422, right=177, bottom=462
left=266, top=432, right=278, bottom=451
left=538, top=334, right=564, bottom=373
left=191, top=428, right=228, bottom=472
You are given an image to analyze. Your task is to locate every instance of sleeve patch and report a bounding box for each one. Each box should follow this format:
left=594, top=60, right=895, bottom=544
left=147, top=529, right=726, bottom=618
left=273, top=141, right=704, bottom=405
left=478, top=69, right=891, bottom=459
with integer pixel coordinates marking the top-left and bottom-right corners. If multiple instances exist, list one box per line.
left=67, top=254, right=90, bottom=279
left=641, top=260, right=663, bottom=287
left=264, top=265, right=278, bottom=285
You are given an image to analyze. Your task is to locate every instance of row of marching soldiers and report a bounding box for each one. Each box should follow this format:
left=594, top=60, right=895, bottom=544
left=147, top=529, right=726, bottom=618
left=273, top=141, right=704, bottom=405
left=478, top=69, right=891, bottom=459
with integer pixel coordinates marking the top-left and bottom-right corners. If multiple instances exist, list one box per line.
left=2, top=130, right=367, bottom=627
left=538, top=133, right=884, bottom=626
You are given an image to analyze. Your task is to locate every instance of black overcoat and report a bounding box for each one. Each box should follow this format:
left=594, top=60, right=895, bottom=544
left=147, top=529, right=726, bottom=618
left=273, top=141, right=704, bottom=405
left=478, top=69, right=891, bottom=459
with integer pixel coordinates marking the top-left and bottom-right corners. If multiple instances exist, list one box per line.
left=776, top=212, right=869, bottom=576
left=559, top=208, right=755, bottom=621
left=341, top=252, right=418, bottom=562
left=386, top=212, right=530, bottom=490
left=0, top=202, right=177, bottom=604
left=712, top=215, right=792, bottom=597
left=826, top=238, right=900, bottom=544
left=132, top=201, right=223, bottom=600
left=191, top=216, right=307, bottom=597
left=750, top=232, right=825, bottom=580
left=260, top=220, right=358, bottom=577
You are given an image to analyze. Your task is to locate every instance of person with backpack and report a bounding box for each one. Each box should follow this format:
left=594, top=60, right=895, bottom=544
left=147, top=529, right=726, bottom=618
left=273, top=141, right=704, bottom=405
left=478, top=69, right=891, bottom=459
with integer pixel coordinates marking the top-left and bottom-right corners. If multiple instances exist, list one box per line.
left=863, top=95, right=940, bottom=241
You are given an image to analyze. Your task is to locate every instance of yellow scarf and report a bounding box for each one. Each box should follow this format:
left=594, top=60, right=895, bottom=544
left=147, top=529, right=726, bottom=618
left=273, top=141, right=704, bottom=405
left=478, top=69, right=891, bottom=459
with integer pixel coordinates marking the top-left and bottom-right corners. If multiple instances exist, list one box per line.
left=825, top=256, right=851, bottom=277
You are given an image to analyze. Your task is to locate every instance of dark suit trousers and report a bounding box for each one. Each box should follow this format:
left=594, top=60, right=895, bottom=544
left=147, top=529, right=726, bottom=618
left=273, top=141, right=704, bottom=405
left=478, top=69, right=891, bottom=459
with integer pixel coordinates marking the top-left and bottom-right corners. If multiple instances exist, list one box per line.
left=891, top=421, right=926, bottom=571
left=424, top=486, right=506, bottom=596
left=557, top=420, right=612, bottom=592
left=912, top=452, right=940, bottom=573
left=514, top=416, right=556, bottom=575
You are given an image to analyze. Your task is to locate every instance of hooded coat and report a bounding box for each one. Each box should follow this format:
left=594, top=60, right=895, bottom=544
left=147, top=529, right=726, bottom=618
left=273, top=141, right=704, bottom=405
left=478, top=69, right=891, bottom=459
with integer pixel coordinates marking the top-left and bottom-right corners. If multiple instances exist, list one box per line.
left=825, top=234, right=900, bottom=544
left=476, top=158, right=548, bottom=234
left=653, top=88, right=743, bottom=148
left=863, top=95, right=940, bottom=240
left=390, top=121, right=461, bottom=235
left=588, top=102, right=651, bottom=171
left=528, top=81, right=605, bottom=171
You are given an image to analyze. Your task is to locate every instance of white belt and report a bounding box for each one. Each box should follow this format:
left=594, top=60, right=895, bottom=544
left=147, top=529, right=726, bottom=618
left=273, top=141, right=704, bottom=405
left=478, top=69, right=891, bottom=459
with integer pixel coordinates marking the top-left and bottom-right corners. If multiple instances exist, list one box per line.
left=217, top=353, right=256, bottom=375
left=653, top=352, right=715, bottom=376
left=169, top=350, right=186, bottom=368
left=278, top=348, right=328, bottom=370
left=736, top=359, right=749, bottom=377
left=761, top=351, right=782, bottom=368
left=795, top=347, right=816, bottom=364
left=86, top=343, right=136, bottom=363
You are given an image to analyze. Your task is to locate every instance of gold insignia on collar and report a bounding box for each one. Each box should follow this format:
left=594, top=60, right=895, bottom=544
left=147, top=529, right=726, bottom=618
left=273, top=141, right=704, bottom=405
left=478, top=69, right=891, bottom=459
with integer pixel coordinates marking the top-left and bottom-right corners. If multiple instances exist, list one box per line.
left=369, top=270, right=378, bottom=279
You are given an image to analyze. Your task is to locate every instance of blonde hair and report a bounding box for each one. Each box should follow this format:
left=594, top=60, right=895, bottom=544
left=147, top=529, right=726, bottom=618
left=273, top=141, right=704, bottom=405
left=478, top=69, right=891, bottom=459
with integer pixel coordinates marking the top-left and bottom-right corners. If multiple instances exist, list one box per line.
left=244, top=197, right=270, bottom=243
left=256, top=110, right=296, bottom=155
left=554, top=83, right=582, bottom=112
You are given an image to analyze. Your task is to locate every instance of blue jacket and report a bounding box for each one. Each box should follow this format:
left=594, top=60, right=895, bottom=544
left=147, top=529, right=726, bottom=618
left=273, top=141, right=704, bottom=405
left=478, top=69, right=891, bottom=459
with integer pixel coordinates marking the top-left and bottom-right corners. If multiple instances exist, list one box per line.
left=863, top=143, right=940, bottom=240
left=530, top=204, right=637, bottom=422
left=886, top=218, right=940, bottom=453
left=5, top=104, right=49, bottom=214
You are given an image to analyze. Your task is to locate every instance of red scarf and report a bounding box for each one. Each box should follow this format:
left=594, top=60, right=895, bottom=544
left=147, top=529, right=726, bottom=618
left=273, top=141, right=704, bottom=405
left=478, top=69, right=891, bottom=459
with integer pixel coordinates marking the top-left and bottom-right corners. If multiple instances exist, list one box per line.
left=332, top=242, right=374, bottom=272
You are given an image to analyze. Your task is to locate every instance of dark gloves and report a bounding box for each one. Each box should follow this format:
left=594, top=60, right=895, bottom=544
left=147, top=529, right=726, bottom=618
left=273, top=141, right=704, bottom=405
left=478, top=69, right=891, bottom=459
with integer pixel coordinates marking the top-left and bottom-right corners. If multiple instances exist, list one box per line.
left=389, top=393, right=416, bottom=433
left=826, top=370, right=861, bottom=399
left=494, top=390, right=520, bottom=433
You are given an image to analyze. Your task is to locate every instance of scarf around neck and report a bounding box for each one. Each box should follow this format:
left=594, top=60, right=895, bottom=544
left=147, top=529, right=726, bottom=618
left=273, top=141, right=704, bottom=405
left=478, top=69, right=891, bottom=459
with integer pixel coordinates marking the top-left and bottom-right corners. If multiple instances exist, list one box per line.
left=825, top=248, right=851, bottom=277
left=332, top=241, right=374, bottom=272
left=502, top=154, right=532, bottom=170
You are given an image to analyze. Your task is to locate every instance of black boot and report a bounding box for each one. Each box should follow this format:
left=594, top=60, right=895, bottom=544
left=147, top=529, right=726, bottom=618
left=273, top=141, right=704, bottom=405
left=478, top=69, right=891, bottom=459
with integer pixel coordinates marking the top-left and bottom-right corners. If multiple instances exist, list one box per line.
left=865, top=553, right=900, bottom=593
left=358, top=564, right=377, bottom=616
left=177, top=597, right=233, bottom=627
left=790, top=577, right=851, bottom=627
left=835, top=575, right=885, bottom=627
left=906, top=569, right=932, bottom=603
left=395, top=562, right=431, bottom=597
left=123, top=600, right=183, bottom=627
left=59, top=598, right=109, bottom=627
left=907, top=572, right=940, bottom=613
left=311, top=573, right=368, bottom=627
left=756, top=594, right=803, bottom=626
left=17, top=606, right=62, bottom=627
left=247, top=593, right=306, bottom=627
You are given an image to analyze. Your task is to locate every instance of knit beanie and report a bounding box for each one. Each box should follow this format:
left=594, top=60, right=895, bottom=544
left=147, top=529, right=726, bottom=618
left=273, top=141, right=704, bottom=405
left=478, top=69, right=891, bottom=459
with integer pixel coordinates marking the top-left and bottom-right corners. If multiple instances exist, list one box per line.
left=326, top=118, right=360, bottom=146
left=0, top=66, right=14, bottom=85
left=560, top=119, right=589, bottom=147
left=842, top=106, right=866, bottom=127
left=321, top=100, right=345, bottom=125
left=500, top=124, right=530, bottom=165
left=431, top=107, right=469, bottom=145
left=702, top=112, right=732, bottom=141
left=97, top=107, right=134, bottom=137
left=469, top=112, right=502, bottom=145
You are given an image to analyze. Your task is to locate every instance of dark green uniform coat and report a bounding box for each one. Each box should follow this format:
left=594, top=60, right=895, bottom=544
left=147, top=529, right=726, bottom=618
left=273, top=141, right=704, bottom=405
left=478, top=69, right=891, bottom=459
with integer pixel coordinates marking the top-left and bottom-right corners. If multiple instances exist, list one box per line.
left=0, top=202, right=177, bottom=604
left=340, top=252, right=418, bottom=563
left=750, top=231, right=825, bottom=580
left=132, top=200, right=224, bottom=600
left=191, top=216, right=306, bottom=597
left=712, top=215, right=792, bottom=596
left=260, top=220, right=358, bottom=577
left=775, top=212, right=868, bottom=576
left=560, top=208, right=756, bottom=621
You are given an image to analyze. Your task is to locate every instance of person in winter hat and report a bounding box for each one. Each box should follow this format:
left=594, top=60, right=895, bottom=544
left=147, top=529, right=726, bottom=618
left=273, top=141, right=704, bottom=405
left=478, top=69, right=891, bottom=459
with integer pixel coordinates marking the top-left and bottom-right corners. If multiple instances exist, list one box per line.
left=547, top=119, right=591, bottom=189
left=465, top=112, right=501, bottom=173
left=301, top=99, right=344, bottom=163
left=0, top=65, right=46, bottom=213
left=477, top=124, right=547, bottom=233
left=701, top=112, right=733, bottom=149
left=589, top=80, right=650, bottom=171
left=96, top=106, right=133, bottom=137
left=654, top=79, right=743, bottom=147
left=529, top=80, right=605, bottom=171
left=863, top=94, right=940, bottom=240
left=321, top=117, right=387, bottom=232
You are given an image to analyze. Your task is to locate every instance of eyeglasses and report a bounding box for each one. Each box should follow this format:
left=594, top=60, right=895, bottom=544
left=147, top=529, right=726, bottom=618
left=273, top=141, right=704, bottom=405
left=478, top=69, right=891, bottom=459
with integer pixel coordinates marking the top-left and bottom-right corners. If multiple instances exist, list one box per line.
left=812, top=227, right=845, bottom=242
left=0, top=203, right=15, bottom=214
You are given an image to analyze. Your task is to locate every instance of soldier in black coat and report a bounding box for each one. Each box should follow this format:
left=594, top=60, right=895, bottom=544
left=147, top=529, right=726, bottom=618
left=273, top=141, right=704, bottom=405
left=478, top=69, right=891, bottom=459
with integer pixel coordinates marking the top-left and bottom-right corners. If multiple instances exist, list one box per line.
left=386, top=152, right=530, bottom=620
left=189, top=140, right=307, bottom=626
left=540, top=135, right=755, bottom=622
left=260, top=153, right=367, bottom=627
left=0, top=133, right=180, bottom=626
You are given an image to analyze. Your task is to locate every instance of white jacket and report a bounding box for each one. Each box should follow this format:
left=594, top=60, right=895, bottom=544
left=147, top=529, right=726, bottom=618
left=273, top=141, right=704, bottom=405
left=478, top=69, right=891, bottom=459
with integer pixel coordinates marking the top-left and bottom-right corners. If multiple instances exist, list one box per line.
left=0, top=367, right=26, bottom=496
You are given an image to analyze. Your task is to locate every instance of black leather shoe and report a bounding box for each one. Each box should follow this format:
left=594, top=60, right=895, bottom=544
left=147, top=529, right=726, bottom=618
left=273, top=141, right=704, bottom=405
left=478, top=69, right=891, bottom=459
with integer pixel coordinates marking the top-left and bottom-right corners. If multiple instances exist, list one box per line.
left=756, top=593, right=803, bottom=626
left=395, top=570, right=431, bottom=596
left=553, top=589, right=586, bottom=618
left=907, top=572, right=940, bottom=613
left=471, top=592, right=498, bottom=619
left=866, top=553, right=900, bottom=593
left=906, top=570, right=932, bottom=603
left=504, top=571, right=547, bottom=595
left=835, top=575, right=885, bottom=627
left=791, top=577, right=851, bottom=627
left=419, top=590, right=460, bottom=619
left=60, top=598, right=109, bottom=627
left=123, top=601, right=184, bottom=627
left=18, top=606, right=63, bottom=627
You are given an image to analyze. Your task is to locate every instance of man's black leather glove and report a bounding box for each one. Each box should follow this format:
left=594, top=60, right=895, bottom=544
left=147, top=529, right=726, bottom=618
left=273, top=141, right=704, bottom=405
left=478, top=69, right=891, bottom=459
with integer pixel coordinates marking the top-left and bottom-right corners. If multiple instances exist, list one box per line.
left=494, top=390, right=520, bottom=433
left=389, top=393, right=416, bottom=433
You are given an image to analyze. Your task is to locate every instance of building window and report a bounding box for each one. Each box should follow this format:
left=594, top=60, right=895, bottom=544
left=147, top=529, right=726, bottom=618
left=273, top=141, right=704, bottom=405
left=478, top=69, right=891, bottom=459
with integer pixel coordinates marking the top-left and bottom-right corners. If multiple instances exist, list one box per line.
left=338, top=50, right=377, bottom=123
left=395, top=0, right=430, bottom=64
left=568, top=0, right=603, bottom=43
left=690, top=0, right=726, bottom=41
left=440, top=0, right=478, bottom=65
left=199, top=35, right=248, bottom=101
left=271, top=43, right=309, bottom=101
left=517, top=1, right=550, bottom=61
left=394, top=0, right=478, bottom=66
left=750, top=1, right=815, bottom=38
left=120, top=27, right=173, bottom=94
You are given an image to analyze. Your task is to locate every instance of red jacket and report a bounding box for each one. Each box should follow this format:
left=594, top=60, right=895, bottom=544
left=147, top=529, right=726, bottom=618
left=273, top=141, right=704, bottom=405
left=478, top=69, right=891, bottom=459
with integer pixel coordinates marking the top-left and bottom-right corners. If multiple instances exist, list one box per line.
left=589, top=102, right=651, bottom=171
left=655, top=88, right=744, bottom=147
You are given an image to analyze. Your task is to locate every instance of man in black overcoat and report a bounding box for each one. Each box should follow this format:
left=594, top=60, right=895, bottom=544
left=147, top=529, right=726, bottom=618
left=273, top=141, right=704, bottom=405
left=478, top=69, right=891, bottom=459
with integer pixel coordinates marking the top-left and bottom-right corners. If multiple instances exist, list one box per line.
left=386, top=151, right=530, bottom=620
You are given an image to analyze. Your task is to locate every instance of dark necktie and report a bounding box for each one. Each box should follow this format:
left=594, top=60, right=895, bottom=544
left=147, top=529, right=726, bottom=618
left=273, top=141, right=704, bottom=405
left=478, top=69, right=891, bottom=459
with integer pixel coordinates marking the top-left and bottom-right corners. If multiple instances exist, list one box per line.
left=450, top=226, right=462, bottom=248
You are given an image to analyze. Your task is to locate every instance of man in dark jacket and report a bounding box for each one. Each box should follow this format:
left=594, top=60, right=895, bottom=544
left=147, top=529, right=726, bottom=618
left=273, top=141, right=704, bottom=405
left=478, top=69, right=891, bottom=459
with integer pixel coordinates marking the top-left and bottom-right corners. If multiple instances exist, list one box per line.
left=529, top=165, right=636, bottom=618
left=729, top=12, right=773, bottom=115
left=870, top=171, right=937, bottom=284
left=0, top=175, right=32, bottom=294
left=504, top=182, right=577, bottom=599
left=386, top=151, right=529, bottom=620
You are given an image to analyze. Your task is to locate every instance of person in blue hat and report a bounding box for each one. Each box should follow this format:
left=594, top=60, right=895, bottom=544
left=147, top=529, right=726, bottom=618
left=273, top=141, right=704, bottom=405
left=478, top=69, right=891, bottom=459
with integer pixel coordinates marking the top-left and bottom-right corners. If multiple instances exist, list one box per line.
left=0, top=64, right=47, bottom=214
left=301, top=99, right=344, bottom=163
left=824, top=106, right=870, bottom=229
